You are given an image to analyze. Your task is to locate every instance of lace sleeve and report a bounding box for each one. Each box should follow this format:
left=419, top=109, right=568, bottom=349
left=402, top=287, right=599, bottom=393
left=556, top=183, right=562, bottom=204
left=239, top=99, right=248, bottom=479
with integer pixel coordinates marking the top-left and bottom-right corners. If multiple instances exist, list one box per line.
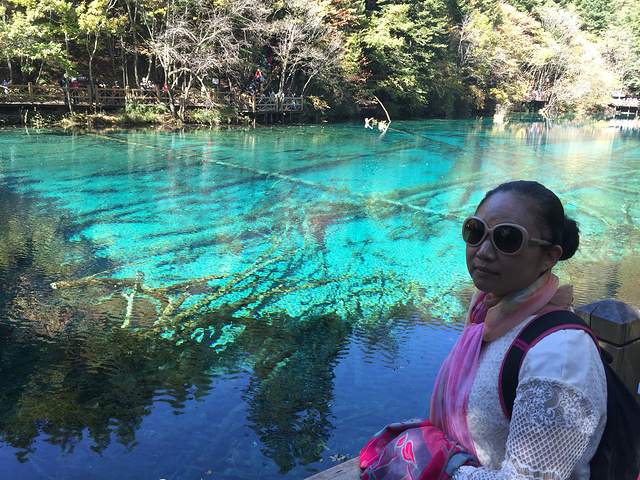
left=452, top=377, right=600, bottom=480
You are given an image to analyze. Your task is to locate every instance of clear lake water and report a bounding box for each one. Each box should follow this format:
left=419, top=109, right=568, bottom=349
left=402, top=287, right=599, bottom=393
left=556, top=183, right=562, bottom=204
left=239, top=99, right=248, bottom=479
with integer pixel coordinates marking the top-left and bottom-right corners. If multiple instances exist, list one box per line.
left=0, top=117, right=639, bottom=479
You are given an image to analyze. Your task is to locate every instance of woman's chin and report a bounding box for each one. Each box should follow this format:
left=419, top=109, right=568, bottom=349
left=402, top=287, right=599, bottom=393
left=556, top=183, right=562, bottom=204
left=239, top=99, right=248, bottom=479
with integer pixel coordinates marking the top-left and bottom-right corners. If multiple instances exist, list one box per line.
left=472, top=271, right=499, bottom=293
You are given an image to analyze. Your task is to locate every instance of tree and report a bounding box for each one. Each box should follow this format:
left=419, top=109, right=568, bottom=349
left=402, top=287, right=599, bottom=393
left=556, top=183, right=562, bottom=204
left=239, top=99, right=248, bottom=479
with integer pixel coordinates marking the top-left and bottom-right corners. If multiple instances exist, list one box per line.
left=137, top=0, right=165, bottom=85
left=0, top=0, right=638, bottom=118
left=535, top=3, right=619, bottom=112
left=452, top=1, right=621, bottom=115
left=269, top=0, right=345, bottom=96
left=148, top=0, right=269, bottom=119
left=354, top=0, right=452, bottom=117
left=121, top=0, right=142, bottom=87
left=77, top=0, right=123, bottom=108
left=606, top=0, right=640, bottom=94
left=453, top=4, right=542, bottom=112
left=0, top=0, right=69, bottom=84
left=574, top=0, right=614, bottom=33
left=32, top=0, right=83, bottom=112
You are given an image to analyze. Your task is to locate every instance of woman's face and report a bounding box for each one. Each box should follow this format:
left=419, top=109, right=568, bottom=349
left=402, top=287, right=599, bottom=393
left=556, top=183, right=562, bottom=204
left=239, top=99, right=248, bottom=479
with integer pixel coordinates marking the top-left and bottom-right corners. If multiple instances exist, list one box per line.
left=465, top=192, right=563, bottom=297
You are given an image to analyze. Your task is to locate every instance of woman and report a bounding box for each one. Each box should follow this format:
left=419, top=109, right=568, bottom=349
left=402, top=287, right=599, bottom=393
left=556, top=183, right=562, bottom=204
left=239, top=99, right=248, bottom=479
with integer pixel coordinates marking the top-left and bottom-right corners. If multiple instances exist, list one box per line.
left=431, top=180, right=607, bottom=479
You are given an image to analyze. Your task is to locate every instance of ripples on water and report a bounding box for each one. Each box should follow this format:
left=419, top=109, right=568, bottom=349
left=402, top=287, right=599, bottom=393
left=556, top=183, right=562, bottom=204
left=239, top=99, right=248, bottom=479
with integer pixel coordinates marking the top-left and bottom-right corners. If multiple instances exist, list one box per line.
left=0, top=119, right=639, bottom=479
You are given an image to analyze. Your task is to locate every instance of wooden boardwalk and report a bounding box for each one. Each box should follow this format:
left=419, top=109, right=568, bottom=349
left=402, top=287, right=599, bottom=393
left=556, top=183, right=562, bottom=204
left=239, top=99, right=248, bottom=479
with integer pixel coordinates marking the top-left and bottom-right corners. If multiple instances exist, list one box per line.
left=610, top=93, right=639, bottom=117
left=520, top=89, right=639, bottom=116
left=0, top=83, right=303, bottom=117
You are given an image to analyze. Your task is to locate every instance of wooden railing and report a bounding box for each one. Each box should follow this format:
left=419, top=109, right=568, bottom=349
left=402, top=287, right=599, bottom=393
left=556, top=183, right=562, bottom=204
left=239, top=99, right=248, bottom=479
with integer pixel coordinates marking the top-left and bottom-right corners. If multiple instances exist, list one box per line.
left=610, top=96, right=640, bottom=108
left=232, top=92, right=303, bottom=113
left=0, top=82, right=303, bottom=114
left=1, top=83, right=65, bottom=104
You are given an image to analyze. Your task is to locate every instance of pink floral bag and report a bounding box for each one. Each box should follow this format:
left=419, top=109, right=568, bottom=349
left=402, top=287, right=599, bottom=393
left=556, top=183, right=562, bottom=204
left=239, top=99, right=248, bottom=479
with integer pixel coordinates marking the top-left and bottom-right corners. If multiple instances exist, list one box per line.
left=359, top=418, right=479, bottom=480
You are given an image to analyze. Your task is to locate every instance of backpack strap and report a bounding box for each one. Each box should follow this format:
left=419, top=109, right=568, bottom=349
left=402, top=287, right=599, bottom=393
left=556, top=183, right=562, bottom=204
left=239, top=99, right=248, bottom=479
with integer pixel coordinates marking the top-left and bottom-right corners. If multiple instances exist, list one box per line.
left=499, top=309, right=600, bottom=420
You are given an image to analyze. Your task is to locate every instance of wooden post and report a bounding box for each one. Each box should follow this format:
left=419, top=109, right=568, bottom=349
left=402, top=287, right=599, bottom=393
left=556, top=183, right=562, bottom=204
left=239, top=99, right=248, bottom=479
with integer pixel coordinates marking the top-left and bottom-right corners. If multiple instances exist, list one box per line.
left=575, top=298, right=640, bottom=401
left=28, top=82, right=33, bottom=102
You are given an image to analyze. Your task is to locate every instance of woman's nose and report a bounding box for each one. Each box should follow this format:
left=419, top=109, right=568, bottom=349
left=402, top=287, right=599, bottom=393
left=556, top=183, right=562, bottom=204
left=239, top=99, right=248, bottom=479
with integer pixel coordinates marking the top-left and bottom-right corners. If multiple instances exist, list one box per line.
left=476, top=236, right=496, bottom=259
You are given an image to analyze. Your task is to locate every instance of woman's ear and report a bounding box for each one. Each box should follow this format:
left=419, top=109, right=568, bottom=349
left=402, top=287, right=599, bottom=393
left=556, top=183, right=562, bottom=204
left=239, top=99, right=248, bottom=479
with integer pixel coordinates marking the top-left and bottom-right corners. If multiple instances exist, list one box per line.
left=542, top=245, right=563, bottom=272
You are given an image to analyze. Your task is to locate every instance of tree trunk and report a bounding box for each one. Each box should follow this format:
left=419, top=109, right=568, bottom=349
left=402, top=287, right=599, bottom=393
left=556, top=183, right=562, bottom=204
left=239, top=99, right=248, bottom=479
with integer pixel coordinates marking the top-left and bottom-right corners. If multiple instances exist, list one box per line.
left=5, top=55, right=12, bottom=83
left=178, top=75, right=193, bottom=120
left=132, top=45, right=139, bottom=88
left=35, top=62, right=44, bottom=84
left=88, top=35, right=99, bottom=112
left=164, top=69, right=177, bottom=118
left=146, top=55, right=153, bottom=84
left=64, top=33, right=73, bottom=114
left=107, top=37, right=117, bottom=76
left=129, top=0, right=140, bottom=87
left=120, top=34, right=128, bottom=88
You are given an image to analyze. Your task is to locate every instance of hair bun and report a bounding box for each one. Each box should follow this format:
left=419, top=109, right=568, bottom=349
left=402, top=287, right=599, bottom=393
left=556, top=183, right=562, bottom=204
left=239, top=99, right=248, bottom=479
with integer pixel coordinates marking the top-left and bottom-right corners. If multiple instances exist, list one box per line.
left=559, top=217, right=579, bottom=260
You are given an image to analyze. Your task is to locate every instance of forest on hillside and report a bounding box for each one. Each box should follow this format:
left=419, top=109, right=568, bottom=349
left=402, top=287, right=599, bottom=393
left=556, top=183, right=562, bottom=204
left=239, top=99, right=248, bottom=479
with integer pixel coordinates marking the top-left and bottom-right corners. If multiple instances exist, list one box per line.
left=0, top=0, right=639, bottom=119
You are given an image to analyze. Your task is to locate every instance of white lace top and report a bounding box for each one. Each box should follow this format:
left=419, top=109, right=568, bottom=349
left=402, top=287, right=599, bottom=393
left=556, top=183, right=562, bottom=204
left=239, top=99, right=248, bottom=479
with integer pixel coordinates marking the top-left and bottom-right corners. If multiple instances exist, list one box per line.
left=453, top=316, right=607, bottom=480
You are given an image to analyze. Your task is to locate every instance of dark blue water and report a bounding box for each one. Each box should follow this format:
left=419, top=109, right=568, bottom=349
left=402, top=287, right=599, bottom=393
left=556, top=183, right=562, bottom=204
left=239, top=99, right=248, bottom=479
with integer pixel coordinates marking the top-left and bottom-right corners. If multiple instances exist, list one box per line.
left=0, top=118, right=638, bottom=479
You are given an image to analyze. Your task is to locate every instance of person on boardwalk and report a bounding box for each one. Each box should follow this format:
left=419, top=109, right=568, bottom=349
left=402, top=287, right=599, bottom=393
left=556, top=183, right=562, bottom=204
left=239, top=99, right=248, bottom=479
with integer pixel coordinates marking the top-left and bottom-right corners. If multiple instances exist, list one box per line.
left=430, top=180, right=607, bottom=479
left=2, top=78, right=10, bottom=101
left=69, top=77, right=80, bottom=104
left=255, top=69, right=265, bottom=95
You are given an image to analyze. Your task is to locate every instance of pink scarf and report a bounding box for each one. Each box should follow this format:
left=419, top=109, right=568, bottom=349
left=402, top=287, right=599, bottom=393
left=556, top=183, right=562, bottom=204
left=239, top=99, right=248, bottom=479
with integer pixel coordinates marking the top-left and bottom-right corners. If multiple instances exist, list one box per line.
left=429, top=271, right=573, bottom=455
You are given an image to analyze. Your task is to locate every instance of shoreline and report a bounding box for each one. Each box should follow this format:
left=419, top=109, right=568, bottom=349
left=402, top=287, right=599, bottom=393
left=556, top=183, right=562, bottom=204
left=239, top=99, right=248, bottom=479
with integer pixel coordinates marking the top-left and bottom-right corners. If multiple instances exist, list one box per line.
left=1, top=106, right=639, bottom=131
left=0, top=104, right=260, bottom=129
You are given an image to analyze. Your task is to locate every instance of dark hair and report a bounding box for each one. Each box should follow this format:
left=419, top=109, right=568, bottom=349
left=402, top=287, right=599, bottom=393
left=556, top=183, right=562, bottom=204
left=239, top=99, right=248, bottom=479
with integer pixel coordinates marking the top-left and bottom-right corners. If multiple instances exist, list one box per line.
left=477, top=180, right=579, bottom=260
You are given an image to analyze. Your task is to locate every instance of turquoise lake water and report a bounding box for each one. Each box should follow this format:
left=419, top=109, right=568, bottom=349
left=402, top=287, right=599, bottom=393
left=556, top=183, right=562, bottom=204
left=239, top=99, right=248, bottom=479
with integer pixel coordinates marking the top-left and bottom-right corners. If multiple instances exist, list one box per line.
left=0, top=118, right=639, bottom=479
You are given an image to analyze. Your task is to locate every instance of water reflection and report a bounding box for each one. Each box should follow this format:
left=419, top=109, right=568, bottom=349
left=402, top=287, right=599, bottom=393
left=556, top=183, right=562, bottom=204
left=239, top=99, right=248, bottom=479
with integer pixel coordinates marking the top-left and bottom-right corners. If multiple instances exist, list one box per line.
left=2, top=273, right=353, bottom=472
left=243, top=313, right=351, bottom=473
left=0, top=186, right=354, bottom=472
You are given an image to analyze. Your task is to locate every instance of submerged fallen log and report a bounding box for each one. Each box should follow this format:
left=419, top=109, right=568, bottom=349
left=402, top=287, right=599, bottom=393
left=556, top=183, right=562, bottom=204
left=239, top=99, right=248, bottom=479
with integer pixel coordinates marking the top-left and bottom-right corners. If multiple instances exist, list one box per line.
left=48, top=231, right=351, bottom=336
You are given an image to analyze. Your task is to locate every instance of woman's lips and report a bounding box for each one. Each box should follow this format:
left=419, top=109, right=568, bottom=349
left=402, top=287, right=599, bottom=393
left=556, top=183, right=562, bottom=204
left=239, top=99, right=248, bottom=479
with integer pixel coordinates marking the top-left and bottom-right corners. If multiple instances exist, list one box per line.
left=474, top=264, right=497, bottom=275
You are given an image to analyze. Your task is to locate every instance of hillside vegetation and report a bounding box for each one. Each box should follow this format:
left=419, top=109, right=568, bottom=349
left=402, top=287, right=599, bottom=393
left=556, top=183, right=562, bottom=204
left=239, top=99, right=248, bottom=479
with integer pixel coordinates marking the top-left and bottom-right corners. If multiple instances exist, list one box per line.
left=1, top=0, right=638, bottom=119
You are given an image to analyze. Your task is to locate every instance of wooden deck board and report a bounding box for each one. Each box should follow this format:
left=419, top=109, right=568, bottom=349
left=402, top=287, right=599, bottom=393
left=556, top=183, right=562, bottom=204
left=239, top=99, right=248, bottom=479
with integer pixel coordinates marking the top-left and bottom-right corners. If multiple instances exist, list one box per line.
left=304, top=457, right=361, bottom=480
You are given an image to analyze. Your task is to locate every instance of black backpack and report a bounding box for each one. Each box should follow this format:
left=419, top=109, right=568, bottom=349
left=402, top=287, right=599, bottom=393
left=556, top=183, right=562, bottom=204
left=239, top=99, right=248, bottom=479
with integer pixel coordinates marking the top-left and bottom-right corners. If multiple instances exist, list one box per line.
left=499, top=309, right=640, bottom=480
